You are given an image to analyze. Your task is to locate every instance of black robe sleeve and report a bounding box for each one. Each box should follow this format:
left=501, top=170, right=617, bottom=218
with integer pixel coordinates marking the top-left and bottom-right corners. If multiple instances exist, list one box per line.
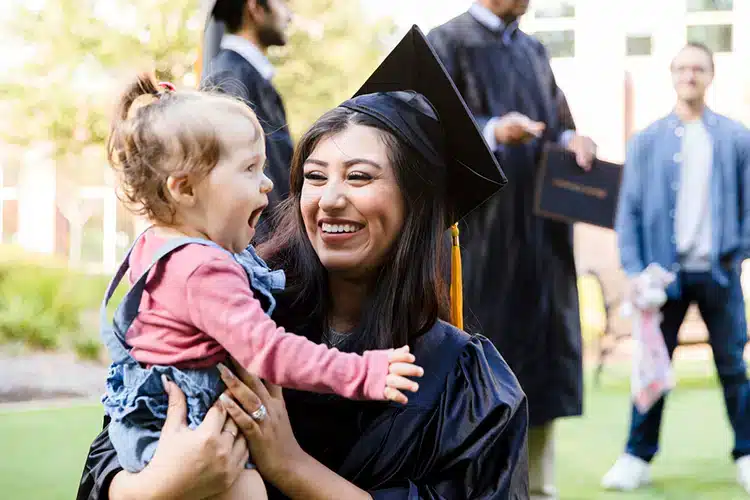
left=201, top=68, right=257, bottom=111
left=364, top=336, right=529, bottom=499
left=426, top=29, right=494, bottom=134
left=76, top=416, right=122, bottom=500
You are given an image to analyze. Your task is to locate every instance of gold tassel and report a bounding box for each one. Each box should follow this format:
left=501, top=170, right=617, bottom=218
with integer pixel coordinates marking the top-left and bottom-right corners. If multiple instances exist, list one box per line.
left=450, top=223, right=463, bottom=330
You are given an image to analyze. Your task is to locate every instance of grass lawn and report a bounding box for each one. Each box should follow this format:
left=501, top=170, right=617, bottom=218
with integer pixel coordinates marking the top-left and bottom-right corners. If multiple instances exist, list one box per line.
left=0, top=359, right=747, bottom=499
left=0, top=402, right=102, bottom=500
left=557, top=358, right=749, bottom=499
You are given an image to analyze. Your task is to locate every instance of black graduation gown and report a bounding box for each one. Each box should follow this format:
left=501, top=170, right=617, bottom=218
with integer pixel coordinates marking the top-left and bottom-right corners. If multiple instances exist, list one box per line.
left=200, top=49, right=294, bottom=242
left=75, top=321, right=529, bottom=499
left=428, top=13, right=583, bottom=427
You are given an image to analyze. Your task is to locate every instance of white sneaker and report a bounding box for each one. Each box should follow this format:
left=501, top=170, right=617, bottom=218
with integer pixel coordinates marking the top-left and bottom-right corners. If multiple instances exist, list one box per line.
left=738, top=456, right=750, bottom=495
left=601, top=454, right=651, bottom=491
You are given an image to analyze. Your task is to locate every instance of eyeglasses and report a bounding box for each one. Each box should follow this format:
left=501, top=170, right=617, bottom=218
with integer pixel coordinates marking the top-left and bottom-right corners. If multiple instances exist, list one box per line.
left=671, top=65, right=711, bottom=75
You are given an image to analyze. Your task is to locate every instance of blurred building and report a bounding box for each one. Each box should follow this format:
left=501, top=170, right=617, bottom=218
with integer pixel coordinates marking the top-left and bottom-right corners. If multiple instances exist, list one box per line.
left=0, top=141, right=140, bottom=274
left=518, top=0, right=750, bottom=279
left=1, top=0, right=749, bottom=277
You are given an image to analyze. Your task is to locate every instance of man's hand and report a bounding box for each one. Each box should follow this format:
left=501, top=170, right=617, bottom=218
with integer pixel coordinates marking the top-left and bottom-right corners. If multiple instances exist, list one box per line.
left=566, top=133, right=597, bottom=171
left=493, top=112, right=545, bottom=146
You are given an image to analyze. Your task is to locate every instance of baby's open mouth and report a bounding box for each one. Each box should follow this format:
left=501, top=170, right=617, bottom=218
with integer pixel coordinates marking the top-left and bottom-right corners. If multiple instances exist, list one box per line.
left=248, top=207, right=265, bottom=228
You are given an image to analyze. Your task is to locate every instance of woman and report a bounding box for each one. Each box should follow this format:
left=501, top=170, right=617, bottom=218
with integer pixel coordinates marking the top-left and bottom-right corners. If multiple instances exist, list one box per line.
left=77, top=27, right=528, bottom=499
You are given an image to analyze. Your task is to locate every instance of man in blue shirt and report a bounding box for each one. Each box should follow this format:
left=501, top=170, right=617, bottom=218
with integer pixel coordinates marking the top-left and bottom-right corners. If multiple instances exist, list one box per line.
left=605, top=42, right=750, bottom=494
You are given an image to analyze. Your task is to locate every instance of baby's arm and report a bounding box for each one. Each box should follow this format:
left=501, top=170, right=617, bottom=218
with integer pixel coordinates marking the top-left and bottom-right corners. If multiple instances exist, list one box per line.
left=185, top=257, right=422, bottom=402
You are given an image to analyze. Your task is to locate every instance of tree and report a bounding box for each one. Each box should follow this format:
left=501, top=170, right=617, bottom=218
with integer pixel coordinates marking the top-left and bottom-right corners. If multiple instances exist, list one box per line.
left=1, top=0, right=396, bottom=176
left=271, top=0, right=397, bottom=138
left=0, top=0, right=203, bottom=185
left=0, top=0, right=395, bottom=264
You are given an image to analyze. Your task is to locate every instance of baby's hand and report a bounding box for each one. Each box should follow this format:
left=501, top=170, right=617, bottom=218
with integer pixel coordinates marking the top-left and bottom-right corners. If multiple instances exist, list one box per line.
left=383, top=345, right=424, bottom=404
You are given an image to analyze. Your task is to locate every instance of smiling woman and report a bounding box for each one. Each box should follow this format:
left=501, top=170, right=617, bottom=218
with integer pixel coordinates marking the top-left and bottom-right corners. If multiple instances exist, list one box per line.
left=264, top=102, right=446, bottom=348
left=77, top=27, right=527, bottom=500
left=301, top=123, right=406, bottom=277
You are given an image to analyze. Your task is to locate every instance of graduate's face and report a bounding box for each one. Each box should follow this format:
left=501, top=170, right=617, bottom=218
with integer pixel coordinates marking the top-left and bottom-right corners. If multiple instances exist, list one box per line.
left=300, top=124, right=406, bottom=279
left=671, top=45, right=714, bottom=103
left=479, top=0, right=529, bottom=18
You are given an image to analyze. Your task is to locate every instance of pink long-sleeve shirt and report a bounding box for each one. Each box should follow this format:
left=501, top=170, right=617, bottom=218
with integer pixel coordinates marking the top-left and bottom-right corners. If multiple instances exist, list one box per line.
left=125, top=230, right=389, bottom=401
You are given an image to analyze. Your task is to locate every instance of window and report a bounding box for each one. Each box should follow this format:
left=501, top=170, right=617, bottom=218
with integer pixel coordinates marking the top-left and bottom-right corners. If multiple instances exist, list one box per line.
left=534, top=0, right=575, bottom=18
left=686, top=0, right=733, bottom=12
left=535, top=30, right=575, bottom=58
left=1, top=163, right=20, bottom=187
left=81, top=211, right=105, bottom=265
left=687, top=24, right=733, bottom=53
left=626, top=35, right=652, bottom=56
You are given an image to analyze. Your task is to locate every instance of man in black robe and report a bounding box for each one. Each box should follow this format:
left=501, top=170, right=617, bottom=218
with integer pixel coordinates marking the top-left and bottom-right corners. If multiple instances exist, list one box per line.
left=200, top=0, right=294, bottom=242
left=428, top=2, right=596, bottom=498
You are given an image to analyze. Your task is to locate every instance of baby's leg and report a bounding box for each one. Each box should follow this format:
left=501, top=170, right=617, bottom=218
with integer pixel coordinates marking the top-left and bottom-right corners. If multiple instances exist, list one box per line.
left=210, top=469, right=267, bottom=500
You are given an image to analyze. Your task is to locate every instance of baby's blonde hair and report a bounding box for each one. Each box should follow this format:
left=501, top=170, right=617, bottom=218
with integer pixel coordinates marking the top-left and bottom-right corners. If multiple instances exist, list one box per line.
left=107, top=72, right=264, bottom=224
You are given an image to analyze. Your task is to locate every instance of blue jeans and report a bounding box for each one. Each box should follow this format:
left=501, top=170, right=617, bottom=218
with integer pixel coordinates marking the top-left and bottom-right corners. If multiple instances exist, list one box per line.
left=625, top=270, right=750, bottom=462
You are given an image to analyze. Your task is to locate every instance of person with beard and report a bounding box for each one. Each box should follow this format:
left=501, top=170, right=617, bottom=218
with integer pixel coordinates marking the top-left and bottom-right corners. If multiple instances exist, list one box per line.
left=201, top=0, right=293, bottom=242
left=604, top=42, right=750, bottom=495
left=427, top=1, right=597, bottom=499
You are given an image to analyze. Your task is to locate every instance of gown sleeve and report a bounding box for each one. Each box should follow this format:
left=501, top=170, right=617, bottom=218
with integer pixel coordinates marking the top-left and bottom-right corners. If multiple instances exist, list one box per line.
left=531, top=39, right=576, bottom=137
left=366, top=335, right=529, bottom=499
left=201, top=68, right=254, bottom=107
left=426, top=28, right=490, bottom=131
left=76, top=416, right=123, bottom=500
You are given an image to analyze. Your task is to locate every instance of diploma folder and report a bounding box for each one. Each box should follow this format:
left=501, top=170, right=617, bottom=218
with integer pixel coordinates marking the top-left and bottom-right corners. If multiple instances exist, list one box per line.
left=533, top=144, right=623, bottom=229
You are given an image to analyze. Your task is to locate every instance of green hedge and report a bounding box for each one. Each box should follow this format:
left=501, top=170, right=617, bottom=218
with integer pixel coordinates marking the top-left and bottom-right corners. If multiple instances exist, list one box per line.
left=0, top=245, right=125, bottom=361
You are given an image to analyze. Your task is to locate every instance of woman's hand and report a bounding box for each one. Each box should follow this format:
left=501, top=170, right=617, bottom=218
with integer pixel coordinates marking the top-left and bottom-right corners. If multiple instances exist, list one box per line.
left=217, top=362, right=372, bottom=500
left=217, top=362, right=305, bottom=483
left=110, top=376, right=249, bottom=500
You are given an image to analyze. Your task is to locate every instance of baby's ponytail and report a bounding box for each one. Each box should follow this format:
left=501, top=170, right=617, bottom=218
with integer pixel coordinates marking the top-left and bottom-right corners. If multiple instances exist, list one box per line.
left=107, top=73, right=177, bottom=223
left=115, top=73, right=161, bottom=122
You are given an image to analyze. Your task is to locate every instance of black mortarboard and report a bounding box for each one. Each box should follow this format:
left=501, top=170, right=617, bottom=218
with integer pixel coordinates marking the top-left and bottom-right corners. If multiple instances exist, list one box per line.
left=339, top=25, right=507, bottom=329
left=339, top=25, right=507, bottom=224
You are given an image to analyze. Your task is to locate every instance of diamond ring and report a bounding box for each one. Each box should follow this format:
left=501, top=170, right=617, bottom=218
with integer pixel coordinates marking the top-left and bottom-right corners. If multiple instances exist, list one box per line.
left=251, top=404, right=267, bottom=422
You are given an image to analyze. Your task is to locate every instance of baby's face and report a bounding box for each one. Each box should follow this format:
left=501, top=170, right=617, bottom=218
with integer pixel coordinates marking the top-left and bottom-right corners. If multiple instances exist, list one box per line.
left=193, top=115, right=272, bottom=253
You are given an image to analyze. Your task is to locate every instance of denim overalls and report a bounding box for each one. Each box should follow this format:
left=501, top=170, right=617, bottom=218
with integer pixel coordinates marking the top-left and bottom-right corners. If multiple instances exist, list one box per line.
left=100, top=234, right=285, bottom=473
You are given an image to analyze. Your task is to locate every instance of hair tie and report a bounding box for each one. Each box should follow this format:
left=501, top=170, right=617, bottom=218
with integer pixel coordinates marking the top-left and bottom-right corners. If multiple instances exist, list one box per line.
left=158, top=81, right=176, bottom=92
left=128, top=93, right=159, bottom=119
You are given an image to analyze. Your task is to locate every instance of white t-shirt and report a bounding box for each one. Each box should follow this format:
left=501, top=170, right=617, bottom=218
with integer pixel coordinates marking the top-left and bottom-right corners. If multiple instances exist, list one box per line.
left=675, top=120, right=713, bottom=271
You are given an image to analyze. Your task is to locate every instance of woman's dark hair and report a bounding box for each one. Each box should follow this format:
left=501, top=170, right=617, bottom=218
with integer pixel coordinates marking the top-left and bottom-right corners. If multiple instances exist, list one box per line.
left=258, top=107, right=451, bottom=353
left=212, top=0, right=269, bottom=34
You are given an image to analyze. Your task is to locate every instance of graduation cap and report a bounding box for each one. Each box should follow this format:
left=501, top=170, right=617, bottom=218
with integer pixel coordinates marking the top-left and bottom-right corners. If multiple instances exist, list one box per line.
left=339, top=25, right=507, bottom=329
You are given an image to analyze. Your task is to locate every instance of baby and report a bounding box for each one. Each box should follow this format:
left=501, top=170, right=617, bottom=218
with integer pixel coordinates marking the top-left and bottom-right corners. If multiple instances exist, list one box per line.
left=100, top=74, right=423, bottom=499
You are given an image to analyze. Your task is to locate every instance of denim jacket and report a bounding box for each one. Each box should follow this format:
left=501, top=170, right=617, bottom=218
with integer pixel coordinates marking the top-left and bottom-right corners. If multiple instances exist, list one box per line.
left=615, top=108, right=750, bottom=298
